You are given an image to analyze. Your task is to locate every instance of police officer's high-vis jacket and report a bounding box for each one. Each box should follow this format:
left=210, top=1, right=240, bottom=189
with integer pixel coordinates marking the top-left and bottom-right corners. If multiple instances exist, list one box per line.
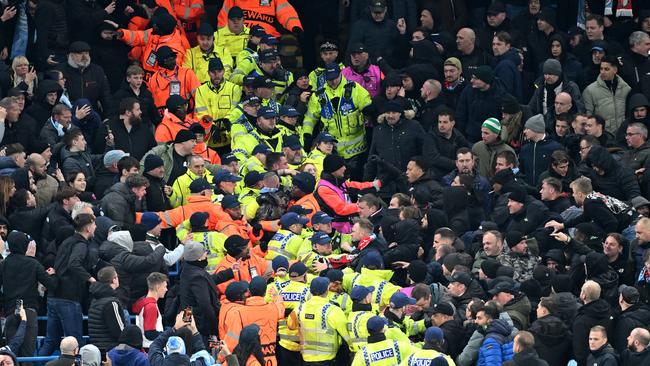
left=304, top=75, right=372, bottom=159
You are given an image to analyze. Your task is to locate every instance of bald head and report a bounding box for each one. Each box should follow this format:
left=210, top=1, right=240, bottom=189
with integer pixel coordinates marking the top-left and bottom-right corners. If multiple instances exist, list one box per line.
left=26, top=153, right=48, bottom=178
left=631, top=328, right=650, bottom=345
left=581, top=280, right=601, bottom=303
left=636, top=217, right=650, bottom=244
left=457, top=28, right=476, bottom=54
left=60, top=336, right=78, bottom=355
left=554, top=92, right=573, bottom=114
left=422, top=79, right=442, bottom=100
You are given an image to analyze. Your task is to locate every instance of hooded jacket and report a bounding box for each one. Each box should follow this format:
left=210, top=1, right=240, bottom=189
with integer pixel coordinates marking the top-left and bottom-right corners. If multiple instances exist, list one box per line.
left=586, top=145, right=641, bottom=201
left=617, top=93, right=650, bottom=146
left=587, top=343, right=619, bottom=366
left=572, top=298, right=612, bottom=366
left=583, top=75, right=632, bottom=134
left=541, top=34, right=585, bottom=88
left=519, top=133, right=564, bottom=186
left=529, top=314, right=571, bottom=366
left=442, top=186, right=471, bottom=236
left=585, top=252, right=620, bottom=307
left=99, top=231, right=165, bottom=305
left=347, top=12, right=400, bottom=65
left=24, top=80, right=63, bottom=128
left=408, top=172, right=444, bottom=209
left=621, top=346, right=650, bottom=366
left=456, top=80, right=512, bottom=143
left=528, top=76, right=585, bottom=128
left=612, top=303, right=650, bottom=352
left=60, top=147, right=102, bottom=190
left=477, top=319, right=515, bottom=366
left=503, top=293, right=531, bottom=331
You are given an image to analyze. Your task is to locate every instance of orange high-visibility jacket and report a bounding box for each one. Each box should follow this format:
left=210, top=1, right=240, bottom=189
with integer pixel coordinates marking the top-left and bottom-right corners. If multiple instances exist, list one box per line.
left=217, top=0, right=302, bottom=37
left=214, top=254, right=270, bottom=295
left=289, top=193, right=320, bottom=226
left=119, top=27, right=189, bottom=74
left=147, top=66, right=201, bottom=110
left=146, top=195, right=230, bottom=229
left=156, top=0, right=204, bottom=44
left=222, top=296, right=284, bottom=366
left=155, top=111, right=194, bottom=143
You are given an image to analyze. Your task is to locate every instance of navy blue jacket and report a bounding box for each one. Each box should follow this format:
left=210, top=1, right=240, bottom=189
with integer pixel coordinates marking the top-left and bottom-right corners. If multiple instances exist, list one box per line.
left=518, top=136, right=564, bottom=186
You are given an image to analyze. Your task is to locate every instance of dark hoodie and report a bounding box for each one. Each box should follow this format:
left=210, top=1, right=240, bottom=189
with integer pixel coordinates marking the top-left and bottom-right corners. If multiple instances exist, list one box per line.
left=24, top=80, right=63, bottom=128
left=0, top=232, right=56, bottom=313
left=71, top=98, right=103, bottom=153
left=583, top=252, right=620, bottom=307
left=586, top=145, right=641, bottom=201
left=543, top=33, right=585, bottom=88
left=587, top=343, right=619, bottom=366
left=612, top=303, right=650, bottom=352
left=529, top=314, right=572, bottom=366
left=572, top=298, right=612, bottom=366
left=621, top=346, right=650, bottom=366
left=383, top=219, right=421, bottom=286
left=617, top=93, right=650, bottom=146
left=442, top=186, right=471, bottom=236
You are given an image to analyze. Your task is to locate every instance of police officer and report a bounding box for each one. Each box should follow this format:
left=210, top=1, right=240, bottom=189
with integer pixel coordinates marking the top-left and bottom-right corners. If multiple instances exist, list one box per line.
left=302, top=231, right=335, bottom=274
left=309, top=41, right=344, bottom=91
left=312, top=211, right=353, bottom=254
left=384, top=292, right=427, bottom=342
left=304, top=63, right=372, bottom=180
left=347, top=285, right=378, bottom=353
left=183, top=23, right=234, bottom=83
left=400, top=327, right=456, bottom=366
left=278, top=105, right=303, bottom=141
left=351, top=316, right=418, bottom=366
left=239, top=144, right=270, bottom=177
left=267, top=212, right=310, bottom=260
left=290, top=276, right=351, bottom=365
left=231, top=34, right=277, bottom=85
left=325, top=269, right=352, bottom=315
left=186, top=211, right=227, bottom=271
left=194, top=57, right=242, bottom=154
left=232, top=106, right=288, bottom=157
left=277, top=262, right=311, bottom=365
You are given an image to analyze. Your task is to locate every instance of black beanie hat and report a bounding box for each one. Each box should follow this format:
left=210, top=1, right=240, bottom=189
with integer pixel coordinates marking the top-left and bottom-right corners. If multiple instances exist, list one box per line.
left=480, top=258, right=501, bottom=279
left=119, top=325, right=143, bottom=349
left=323, top=155, right=345, bottom=174
left=144, top=154, right=164, bottom=173
left=408, top=260, right=428, bottom=283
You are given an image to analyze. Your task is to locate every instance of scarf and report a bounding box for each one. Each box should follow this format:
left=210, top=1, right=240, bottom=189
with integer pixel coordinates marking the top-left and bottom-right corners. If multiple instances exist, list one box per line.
left=637, top=267, right=650, bottom=284
left=51, top=118, right=65, bottom=137
left=606, top=0, right=633, bottom=17
left=444, top=76, right=465, bottom=91
left=357, top=234, right=376, bottom=251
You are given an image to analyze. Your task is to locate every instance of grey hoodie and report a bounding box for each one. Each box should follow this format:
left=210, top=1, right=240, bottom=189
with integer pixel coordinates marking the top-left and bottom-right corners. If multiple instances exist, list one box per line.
left=108, top=231, right=134, bottom=252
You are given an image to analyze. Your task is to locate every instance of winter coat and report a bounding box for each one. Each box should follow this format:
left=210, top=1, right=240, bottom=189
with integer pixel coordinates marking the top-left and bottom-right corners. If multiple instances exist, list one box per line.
left=620, top=347, right=650, bottom=366
left=53, top=232, right=93, bottom=301
left=439, top=318, right=466, bottom=359
left=418, top=97, right=449, bottom=133
left=620, top=51, right=650, bottom=93
left=364, top=118, right=436, bottom=196
left=456, top=82, right=512, bottom=142
left=0, top=113, right=39, bottom=154
left=347, top=13, right=400, bottom=63
left=107, top=345, right=149, bottom=366
left=502, top=348, right=549, bottom=366
left=61, top=148, right=101, bottom=189
left=492, top=48, right=523, bottom=102
left=612, top=304, right=650, bottom=353
left=88, top=282, right=127, bottom=352
left=529, top=314, right=572, bottom=366
left=451, top=279, right=486, bottom=321
left=111, top=83, right=161, bottom=127
left=408, top=172, right=443, bottom=209
left=457, top=312, right=517, bottom=366
left=179, top=261, right=222, bottom=337
left=477, top=319, right=515, bottom=366
left=583, top=75, right=632, bottom=134
left=101, top=182, right=137, bottom=231
left=472, top=139, right=516, bottom=178
left=24, top=80, right=63, bottom=128
left=143, top=173, right=170, bottom=212
left=442, top=186, right=471, bottom=236
left=527, top=77, right=585, bottom=129
left=585, top=251, right=621, bottom=307
left=431, top=128, right=471, bottom=177
left=616, top=94, right=650, bottom=147
left=503, top=293, right=531, bottom=331
left=104, top=118, right=157, bottom=161
left=518, top=136, right=564, bottom=186
left=33, top=0, right=69, bottom=69
left=60, top=62, right=113, bottom=115
left=99, top=231, right=165, bottom=305
left=587, top=344, right=619, bottom=366
left=572, top=298, right=612, bottom=366
left=8, top=204, right=53, bottom=251
left=565, top=192, right=636, bottom=234
left=586, top=146, right=641, bottom=201
left=551, top=291, right=580, bottom=326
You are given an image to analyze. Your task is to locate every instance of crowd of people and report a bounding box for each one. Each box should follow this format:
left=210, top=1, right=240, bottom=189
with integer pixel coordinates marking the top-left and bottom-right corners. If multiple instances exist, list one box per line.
left=0, top=0, right=650, bottom=365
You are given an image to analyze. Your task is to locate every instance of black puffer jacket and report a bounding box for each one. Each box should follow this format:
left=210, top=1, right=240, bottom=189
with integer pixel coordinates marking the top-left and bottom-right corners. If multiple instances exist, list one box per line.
left=529, top=314, right=572, bottom=366
left=179, top=261, right=222, bottom=337
left=60, top=148, right=101, bottom=189
left=88, top=281, right=127, bottom=353
left=586, top=146, right=641, bottom=201
left=33, top=0, right=69, bottom=69
left=572, top=298, right=612, bottom=366
left=100, top=182, right=137, bottom=231
left=99, top=231, right=165, bottom=305
left=616, top=93, right=650, bottom=146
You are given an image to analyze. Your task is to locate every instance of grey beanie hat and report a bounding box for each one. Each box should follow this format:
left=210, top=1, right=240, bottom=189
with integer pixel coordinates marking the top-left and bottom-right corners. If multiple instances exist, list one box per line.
left=183, top=241, right=204, bottom=261
left=543, top=59, right=562, bottom=76
left=524, top=114, right=546, bottom=133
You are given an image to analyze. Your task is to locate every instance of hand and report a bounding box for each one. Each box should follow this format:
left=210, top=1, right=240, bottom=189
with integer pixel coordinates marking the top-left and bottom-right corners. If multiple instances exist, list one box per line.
left=604, top=16, right=613, bottom=27
left=284, top=169, right=299, bottom=176
left=312, top=259, right=329, bottom=273
left=19, top=306, right=26, bottom=321
left=388, top=241, right=397, bottom=249
left=75, top=104, right=91, bottom=120
left=396, top=18, right=406, bottom=35
left=299, top=91, right=311, bottom=103
left=231, top=261, right=240, bottom=272
left=636, top=168, right=646, bottom=175
left=417, top=246, right=424, bottom=258
left=46, top=54, right=58, bottom=66
left=340, top=242, right=353, bottom=252
left=372, top=179, right=381, bottom=191
left=219, top=341, right=232, bottom=356
left=89, top=277, right=97, bottom=283
left=188, top=315, right=198, bottom=334
left=46, top=267, right=56, bottom=275
left=124, top=5, right=134, bottom=15
left=0, top=236, right=4, bottom=254
left=550, top=231, right=570, bottom=244
left=341, top=0, right=350, bottom=6
left=182, top=232, right=192, bottom=244
left=24, top=66, right=37, bottom=84
left=251, top=222, right=263, bottom=236
left=173, top=311, right=188, bottom=330
left=434, top=42, right=444, bottom=54
left=102, top=354, right=112, bottom=366
left=397, top=87, right=405, bottom=97
left=103, top=19, right=119, bottom=29
left=1, top=6, right=17, bottom=22
left=105, top=1, right=116, bottom=14
left=544, top=220, right=564, bottom=232
left=0, top=47, right=7, bottom=61
left=164, top=185, right=172, bottom=196
left=392, top=261, right=410, bottom=269
left=26, top=241, right=36, bottom=257
left=105, top=132, right=114, bottom=146
left=55, top=168, right=65, bottom=182
left=0, top=106, right=6, bottom=122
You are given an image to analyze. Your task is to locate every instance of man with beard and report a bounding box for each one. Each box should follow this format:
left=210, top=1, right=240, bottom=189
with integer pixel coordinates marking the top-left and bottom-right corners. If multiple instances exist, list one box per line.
left=441, top=57, right=467, bottom=110
left=195, top=57, right=242, bottom=153
left=250, top=48, right=293, bottom=101
left=28, top=153, right=64, bottom=207
left=107, top=98, right=156, bottom=160
left=60, top=42, right=113, bottom=116
left=232, top=106, right=289, bottom=157
left=0, top=96, right=38, bottom=152
left=111, top=65, right=161, bottom=127
left=146, top=46, right=201, bottom=112
left=617, top=94, right=650, bottom=146
left=621, top=328, right=650, bottom=365
left=155, top=96, right=196, bottom=144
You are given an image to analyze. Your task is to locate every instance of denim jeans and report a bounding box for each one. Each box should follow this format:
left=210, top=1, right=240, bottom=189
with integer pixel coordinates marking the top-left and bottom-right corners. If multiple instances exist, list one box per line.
left=38, top=298, right=83, bottom=356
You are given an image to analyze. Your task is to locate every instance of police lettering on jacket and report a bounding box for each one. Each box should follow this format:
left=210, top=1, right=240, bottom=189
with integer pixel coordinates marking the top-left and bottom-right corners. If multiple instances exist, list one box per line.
left=370, top=348, right=395, bottom=361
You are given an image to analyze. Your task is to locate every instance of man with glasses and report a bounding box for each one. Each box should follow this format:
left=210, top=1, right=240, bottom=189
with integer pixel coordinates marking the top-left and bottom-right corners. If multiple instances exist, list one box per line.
left=622, top=123, right=650, bottom=176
